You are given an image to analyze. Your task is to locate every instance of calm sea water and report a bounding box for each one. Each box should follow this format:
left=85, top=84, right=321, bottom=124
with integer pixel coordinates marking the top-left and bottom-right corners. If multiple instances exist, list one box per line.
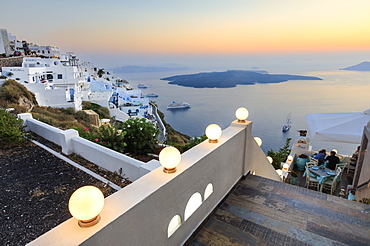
left=108, top=53, right=370, bottom=155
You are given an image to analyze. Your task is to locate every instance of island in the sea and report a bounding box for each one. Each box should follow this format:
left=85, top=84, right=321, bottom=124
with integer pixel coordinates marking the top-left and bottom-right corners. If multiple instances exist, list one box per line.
left=161, top=70, right=322, bottom=88
left=340, top=62, right=370, bottom=71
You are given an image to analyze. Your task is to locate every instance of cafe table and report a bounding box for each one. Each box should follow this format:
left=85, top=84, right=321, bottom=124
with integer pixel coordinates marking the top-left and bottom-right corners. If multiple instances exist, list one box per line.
left=308, top=166, right=337, bottom=184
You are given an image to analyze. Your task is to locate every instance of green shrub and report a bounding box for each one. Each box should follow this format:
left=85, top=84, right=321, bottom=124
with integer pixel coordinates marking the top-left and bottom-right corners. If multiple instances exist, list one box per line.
left=119, top=118, right=159, bottom=155
left=82, top=102, right=110, bottom=119
left=74, top=126, right=126, bottom=154
left=267, top=138, right=292, bottom=169
left=95, top=126, right=126, bottom=153
left=0, top=109, right=27, bottom=148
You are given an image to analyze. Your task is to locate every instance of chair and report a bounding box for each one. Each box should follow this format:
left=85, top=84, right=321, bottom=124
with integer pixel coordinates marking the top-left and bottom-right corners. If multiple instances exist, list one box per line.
left=320, top=173, right=340, bottom=194
left=347, top=165, right=356, bottom=174
left=306, top=162, right=316, bottom=168
left=305, top=168, right=320, bottom=191
left=335, top=162, right=346, bottom=171
left=309, top=157, right=319, bottom=166
left=335, top=166, right=342, bottom=182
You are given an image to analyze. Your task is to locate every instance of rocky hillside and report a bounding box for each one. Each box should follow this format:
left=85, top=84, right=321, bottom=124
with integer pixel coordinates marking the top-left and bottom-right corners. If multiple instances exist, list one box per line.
left=0, top=79, right=38, bottom=112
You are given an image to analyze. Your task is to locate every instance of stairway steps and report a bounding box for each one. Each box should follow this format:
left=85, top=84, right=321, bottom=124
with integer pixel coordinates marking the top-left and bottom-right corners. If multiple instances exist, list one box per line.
left=189, top=174, right=370, bottom=246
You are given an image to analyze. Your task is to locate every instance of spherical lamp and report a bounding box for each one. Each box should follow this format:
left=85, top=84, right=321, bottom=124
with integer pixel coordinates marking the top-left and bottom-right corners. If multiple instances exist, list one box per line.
left=235, top=107, right=249, bottom=123
left=287, top=155, right=293, bottom=162
left=69, top=186, right=104, bottom=228
left=282, top=163, right=289, bottom=172
left=159, top=146, right=181, bottom=173
left=267, top=156, right=273, bottom=164
left=254, top=137, right=262, bottom=146
left=205, top=124, right=222, bottom=143
left=276, top=169, right=283, bottom=178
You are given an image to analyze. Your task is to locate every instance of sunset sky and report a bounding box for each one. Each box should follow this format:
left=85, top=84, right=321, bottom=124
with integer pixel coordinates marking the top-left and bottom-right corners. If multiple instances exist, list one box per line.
left=2, top=0, right=370, bottom=57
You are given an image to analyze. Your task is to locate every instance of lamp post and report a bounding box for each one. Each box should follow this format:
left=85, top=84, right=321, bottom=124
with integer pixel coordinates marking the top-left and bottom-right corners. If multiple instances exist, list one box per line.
left=68, top=186, right=105, bottom=228
left=205, top=124, right=222, bottom=143
left=159, top=146, right=181, bottom=173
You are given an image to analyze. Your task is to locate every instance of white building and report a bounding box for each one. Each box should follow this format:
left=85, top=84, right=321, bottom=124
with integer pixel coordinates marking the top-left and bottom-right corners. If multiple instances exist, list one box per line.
left=2, top=55, right=88, bottom=110
left=28, top=44, right=60, bottom=58
left=0, top=29, right=13, bottom=56
left=2, top=54, right=153, bottom=121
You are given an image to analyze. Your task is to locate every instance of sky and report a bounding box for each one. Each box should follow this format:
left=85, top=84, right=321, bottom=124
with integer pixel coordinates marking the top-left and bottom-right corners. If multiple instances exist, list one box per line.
left=1, top=0, right=370, bottom=66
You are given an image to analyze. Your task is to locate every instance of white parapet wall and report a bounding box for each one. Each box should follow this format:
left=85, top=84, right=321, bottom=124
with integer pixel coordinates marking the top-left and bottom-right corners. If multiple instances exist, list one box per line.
left=27, top=120, right=280, bottom=246
left=18, top=113, right=63, bottom=146
left=18, top=113, right=161, bottom=181
left=70, top=136, right=157, bottom=180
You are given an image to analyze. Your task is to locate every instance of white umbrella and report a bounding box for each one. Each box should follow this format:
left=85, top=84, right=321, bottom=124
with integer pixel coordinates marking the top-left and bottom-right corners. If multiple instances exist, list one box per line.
left=306, top=109, right=370, bottom=144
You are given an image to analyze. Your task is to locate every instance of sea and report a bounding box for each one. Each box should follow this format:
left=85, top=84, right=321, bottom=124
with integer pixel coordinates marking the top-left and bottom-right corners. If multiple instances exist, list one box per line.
left=93, top=52, right=370, bottom=155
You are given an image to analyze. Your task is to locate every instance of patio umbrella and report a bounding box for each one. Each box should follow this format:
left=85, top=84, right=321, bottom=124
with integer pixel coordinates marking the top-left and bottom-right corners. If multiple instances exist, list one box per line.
left=306, top=109, right=370, bottom=144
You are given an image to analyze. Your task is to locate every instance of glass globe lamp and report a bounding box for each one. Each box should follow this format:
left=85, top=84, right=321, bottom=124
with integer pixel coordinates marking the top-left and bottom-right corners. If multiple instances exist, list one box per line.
left=69, top=186, right=105, bottom=228
left=235, top=107, right=249, bottom=123
left=205, top=124, right=222, bottom=143
left=159, top=146, right=181, bottom=173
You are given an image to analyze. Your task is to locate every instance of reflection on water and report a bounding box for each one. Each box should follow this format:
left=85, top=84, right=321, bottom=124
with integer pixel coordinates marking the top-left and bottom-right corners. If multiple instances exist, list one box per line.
left=117, top=68, right=370, bottom=155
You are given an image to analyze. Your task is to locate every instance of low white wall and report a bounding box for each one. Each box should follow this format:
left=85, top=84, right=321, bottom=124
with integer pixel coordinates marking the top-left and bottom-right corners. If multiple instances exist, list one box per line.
left=18, top=113, right=160, bottom=181
left=19, top=113, right=63, bottom=146
left=71, top=137, right=160, bottom=181
left=28, top=121, right=280, bottom=246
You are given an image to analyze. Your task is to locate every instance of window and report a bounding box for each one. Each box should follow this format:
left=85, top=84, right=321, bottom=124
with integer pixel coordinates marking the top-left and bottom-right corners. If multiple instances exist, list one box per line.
left=57, top=74, right=63, bottom=79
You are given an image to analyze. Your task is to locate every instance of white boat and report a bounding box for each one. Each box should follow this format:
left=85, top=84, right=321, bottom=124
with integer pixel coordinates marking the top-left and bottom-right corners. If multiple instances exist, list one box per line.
left=138, top=84, right=148, bottom=89
left=146, top=93, right=158, bottom=97
left=167, top=101, right=190, bottom=109
left=282, top=112, right=292, bottom=132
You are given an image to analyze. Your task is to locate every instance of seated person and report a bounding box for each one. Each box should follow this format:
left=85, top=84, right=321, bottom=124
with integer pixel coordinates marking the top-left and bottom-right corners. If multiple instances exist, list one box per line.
left=350, top=145, right=360, bottom=167
left=314, top=149, right=326, bottom=165
left=324, top=151, right=340, bottom=170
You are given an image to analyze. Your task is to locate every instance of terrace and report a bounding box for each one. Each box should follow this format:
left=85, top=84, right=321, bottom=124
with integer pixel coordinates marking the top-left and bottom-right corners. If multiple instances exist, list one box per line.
left=1, top=112, right=369, bottom=245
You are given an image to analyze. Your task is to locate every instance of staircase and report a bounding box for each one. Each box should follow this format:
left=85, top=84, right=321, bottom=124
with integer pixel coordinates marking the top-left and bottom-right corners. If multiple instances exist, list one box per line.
left=189, top=175, right=370, bottom=246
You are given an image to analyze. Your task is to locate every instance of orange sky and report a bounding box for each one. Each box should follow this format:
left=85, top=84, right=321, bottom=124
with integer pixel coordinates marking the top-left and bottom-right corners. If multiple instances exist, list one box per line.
left=2, top=0, right=370, bottom=55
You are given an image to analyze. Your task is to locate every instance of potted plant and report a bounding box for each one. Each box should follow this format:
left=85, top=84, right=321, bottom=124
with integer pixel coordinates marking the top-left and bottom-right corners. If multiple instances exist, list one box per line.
left=296, top=154, right=309, bottom=170
left=290, top=170, right=298, bottom=185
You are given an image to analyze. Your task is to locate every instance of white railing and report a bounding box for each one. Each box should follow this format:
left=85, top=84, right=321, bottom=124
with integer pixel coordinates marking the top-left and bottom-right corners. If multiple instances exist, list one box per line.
left=24, top=118, right=280, bottom=246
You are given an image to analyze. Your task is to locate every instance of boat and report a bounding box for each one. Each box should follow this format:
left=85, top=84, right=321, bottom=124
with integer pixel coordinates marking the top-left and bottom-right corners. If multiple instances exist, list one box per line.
left=138, top=84, right=148, bottom=89
left=282, top=113, right=292, bottom=132
left=167, top=101, right=190, bottom=109
left=146, top=93, right=159, bottom=97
